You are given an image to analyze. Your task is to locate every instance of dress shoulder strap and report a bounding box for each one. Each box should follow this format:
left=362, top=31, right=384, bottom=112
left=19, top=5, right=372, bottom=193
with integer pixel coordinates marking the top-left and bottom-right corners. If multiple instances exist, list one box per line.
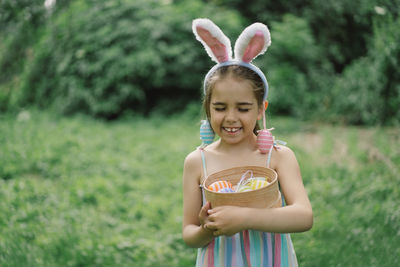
left=266, top=147, right=273, bottom=167
left=199, top=148, right=208, bottom=179
left=266, top=139, right=287, bottom=168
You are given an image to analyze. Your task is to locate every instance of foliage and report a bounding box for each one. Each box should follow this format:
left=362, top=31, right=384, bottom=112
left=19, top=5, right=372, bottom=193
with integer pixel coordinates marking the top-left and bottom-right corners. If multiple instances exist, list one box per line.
left=0, top=0, right=46, bottom=33
left=0, top=110, right=199, bottom=266
left=210, top=0, right=389, bottom=71
left=0, top=110, right=399, bottom=265
left=330, top=14, right=400, bottom=125
left=0, top=0, right=72, bottom=112
left=256, top=14, right=325, bottom=117
left=15, top=0, right=243, bottom=118
left=0, top=0, right=46, bottom=111
left=1, top=0, right=399, bottom=125
left=207, top=0, right=400, bottom=125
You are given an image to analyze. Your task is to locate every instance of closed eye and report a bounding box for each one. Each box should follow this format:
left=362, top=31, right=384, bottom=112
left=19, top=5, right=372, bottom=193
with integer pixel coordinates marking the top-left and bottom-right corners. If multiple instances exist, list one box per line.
left=212, top=102, right=226, bottom=112
left=238, top=102, right=254, bottom=112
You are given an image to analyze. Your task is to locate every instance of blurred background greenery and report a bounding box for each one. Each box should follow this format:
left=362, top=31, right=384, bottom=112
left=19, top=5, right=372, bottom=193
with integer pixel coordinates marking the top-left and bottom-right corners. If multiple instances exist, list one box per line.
left=1, top=0, right=400, bottom=266
left=1, top=0, right=399, bottom=124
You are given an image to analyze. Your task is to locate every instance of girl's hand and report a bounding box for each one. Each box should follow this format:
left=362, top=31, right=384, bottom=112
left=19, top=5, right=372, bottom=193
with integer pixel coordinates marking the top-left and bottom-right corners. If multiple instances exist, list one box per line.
left=198, top=202, right=213, bottom=231
left=204, top=206, right=248, bottom=236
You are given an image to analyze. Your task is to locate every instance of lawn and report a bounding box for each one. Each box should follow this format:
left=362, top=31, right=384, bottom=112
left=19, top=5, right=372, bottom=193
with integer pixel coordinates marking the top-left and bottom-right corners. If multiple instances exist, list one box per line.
left=0, top=110, right=399, bottom=266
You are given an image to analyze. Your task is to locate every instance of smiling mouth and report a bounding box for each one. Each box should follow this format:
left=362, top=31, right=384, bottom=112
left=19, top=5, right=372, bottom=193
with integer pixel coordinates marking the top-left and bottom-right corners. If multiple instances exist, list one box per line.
left=223, top=127, right=242, bottom=133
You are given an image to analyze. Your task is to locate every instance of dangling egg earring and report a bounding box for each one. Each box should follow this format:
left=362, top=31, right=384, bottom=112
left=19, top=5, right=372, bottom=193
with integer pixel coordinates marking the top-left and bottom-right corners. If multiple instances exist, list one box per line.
left=257, top=101, right=274, bottom=154
left=257, top=128, right=274, bottom=153
left=200, top=120, right=215, bottom=146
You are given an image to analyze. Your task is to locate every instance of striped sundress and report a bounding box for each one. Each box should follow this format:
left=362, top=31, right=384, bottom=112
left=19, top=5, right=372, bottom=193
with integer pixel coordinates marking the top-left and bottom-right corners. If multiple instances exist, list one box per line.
left=197, top=149, right=298, bottom=267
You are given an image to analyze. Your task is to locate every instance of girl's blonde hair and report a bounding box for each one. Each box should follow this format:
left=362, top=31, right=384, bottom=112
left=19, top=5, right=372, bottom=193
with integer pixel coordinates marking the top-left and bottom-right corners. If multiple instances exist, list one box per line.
left=202, top=65, right=264, bottom=134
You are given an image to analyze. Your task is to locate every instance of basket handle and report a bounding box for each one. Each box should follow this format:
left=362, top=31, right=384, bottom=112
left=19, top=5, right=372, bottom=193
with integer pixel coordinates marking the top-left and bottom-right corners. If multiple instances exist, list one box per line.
left=235, top=170, right=254, bottom=192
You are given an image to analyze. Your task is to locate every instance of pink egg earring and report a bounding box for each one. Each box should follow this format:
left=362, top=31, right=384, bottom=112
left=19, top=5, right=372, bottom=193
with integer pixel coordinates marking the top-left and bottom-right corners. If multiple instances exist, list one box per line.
left=257, top=101, right=274, bottom=154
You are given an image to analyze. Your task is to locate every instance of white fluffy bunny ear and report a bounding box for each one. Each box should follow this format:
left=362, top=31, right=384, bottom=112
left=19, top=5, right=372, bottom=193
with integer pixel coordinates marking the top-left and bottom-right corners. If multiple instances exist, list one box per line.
left=192, top=18, right=232, bottom=63
left=234, top=22, right=271, bottom=63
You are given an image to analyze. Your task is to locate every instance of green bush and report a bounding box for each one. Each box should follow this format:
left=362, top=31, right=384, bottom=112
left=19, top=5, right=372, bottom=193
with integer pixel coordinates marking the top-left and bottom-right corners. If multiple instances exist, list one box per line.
left=256, top=14, right=327, bottom=118
left=2, top=0, right=399, bottom=125
left=208, top=0, right=400, bottom=125
left=331, top=14, right=400, bottom=125
left=16, top=0, right=243, bottom=118
left=0, top=0, right=46, bottom=111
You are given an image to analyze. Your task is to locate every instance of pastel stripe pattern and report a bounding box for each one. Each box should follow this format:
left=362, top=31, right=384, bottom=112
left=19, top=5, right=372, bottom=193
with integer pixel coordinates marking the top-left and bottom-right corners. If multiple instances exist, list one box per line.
left=196, top=189, right=298, bottom=267
left=196, top=230, right=297, bottom=267
left=208, top=181, right=233, bottom=192
left=200, top=120, right=215, bottom=145
left=196, top=187, right=298, bottom=266
left=248, top=179, right=269, bottom=190
left=256, top=129, right=274, bottom=154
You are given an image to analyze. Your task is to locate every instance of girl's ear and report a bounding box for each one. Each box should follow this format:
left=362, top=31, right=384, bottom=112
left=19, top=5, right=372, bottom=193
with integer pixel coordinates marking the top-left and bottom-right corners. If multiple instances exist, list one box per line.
left=257, top=101, right=267, bottom=121
left=192, top=18, right=232, bottom=63
left=234, top=22, right=271, bottom=63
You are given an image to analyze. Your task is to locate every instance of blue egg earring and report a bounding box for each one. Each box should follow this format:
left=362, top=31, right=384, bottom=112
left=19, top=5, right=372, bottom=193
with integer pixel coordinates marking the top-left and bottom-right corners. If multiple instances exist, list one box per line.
left=200, top=120, right=215, bottom=147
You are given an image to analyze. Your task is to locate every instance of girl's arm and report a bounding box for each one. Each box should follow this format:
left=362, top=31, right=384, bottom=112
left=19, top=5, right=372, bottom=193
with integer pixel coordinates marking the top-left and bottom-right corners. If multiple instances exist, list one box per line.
left=205, top=146, right=313, bottom=235
left=182, top=150, right=215, bottom=247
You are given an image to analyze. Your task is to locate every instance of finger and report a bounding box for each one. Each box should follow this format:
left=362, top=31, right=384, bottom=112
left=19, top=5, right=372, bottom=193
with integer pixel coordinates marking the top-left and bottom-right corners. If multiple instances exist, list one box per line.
left=207, top=207, right=220, bottom=215
left=199, top=203, right=210, bottom=217
left=204, top=202, right=213, bottom=214
left=203, top=224, right=215, bottom=235
left=207, top=205, right=226, bottom=214
left=204, top=222, right=218, bottom=231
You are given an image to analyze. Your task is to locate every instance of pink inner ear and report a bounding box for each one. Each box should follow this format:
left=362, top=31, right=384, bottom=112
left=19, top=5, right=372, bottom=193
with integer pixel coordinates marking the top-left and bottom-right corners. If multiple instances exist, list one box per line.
left=196, top=26, right=229, bottom=63
left=242, top=31, right=265, bottom=63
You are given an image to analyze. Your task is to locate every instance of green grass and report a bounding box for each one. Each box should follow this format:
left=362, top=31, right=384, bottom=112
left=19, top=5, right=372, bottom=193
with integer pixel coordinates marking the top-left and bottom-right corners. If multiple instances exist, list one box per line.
left=0, top=110, right=399, bottom=266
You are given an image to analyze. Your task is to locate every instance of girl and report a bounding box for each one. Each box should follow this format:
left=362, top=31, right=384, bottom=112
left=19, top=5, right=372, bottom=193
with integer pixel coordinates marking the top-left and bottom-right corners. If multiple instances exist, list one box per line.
left=182, top=18, right=313, bottom=266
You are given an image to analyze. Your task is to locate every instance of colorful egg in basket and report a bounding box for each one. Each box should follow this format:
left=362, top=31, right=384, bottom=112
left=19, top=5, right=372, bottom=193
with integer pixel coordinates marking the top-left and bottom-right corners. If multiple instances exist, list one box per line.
left=248, top=179, right=270, bottom=190
left=237, top=185, right=253, bottom=192
left=202, top=166, right=281, bottom=209
left=218, top=187, right=235, bottom=193
left=208, top=180, right=233, bottom=192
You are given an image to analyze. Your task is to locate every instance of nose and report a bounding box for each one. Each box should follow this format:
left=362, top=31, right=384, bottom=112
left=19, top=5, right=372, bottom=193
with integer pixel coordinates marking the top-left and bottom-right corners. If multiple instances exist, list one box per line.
left=225, top=108, right=237, bottom=123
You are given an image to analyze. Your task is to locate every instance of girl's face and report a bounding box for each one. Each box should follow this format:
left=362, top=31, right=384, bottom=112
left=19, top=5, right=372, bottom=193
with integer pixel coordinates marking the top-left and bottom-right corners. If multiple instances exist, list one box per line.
left=209, top=76, right=263, bottom=145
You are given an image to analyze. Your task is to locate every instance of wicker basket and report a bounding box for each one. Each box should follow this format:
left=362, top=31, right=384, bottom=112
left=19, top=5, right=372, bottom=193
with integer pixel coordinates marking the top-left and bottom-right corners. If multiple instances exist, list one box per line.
left=202, top=166, right=281, bottom=209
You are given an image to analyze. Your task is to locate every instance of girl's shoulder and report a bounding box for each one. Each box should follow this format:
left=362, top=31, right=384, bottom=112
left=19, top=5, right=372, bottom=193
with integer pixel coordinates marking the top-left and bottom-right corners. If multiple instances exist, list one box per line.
left=183, top=149, right=203, bottom=179
left=184, top=143, right=218, bottom=167
left=271, top=145, right=299, bottom=168
left=274, top=144, right=295, bottom=156
left=184, top=148, right=202, bottom=165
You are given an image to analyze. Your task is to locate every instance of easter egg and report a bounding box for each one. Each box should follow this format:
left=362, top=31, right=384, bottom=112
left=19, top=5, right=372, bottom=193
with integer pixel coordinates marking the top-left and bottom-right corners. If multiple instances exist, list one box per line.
left=257, top=129, right=273, bottom=154
left=237, top=185, right=253, bottom=192
left=200, top=120, right=215, bottom=145
left=218, top=187, right=235, bottom=193
left=250, top=177, right=266, bottom=182
left=249, top=179, right=269, bottom=190
left=208, top=180, right=232, bottom=192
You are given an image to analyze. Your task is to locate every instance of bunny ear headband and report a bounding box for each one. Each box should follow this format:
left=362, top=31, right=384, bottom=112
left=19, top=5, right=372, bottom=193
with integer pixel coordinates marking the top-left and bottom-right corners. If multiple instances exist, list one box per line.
left=194, top=18, right=274, bottom=154
left=192, top=18, right=270, bottom=101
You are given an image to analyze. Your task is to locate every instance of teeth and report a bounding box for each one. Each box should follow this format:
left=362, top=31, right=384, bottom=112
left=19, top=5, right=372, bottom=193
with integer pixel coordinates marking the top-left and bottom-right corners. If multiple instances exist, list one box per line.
left=225, top=127, right=240, bottom=132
